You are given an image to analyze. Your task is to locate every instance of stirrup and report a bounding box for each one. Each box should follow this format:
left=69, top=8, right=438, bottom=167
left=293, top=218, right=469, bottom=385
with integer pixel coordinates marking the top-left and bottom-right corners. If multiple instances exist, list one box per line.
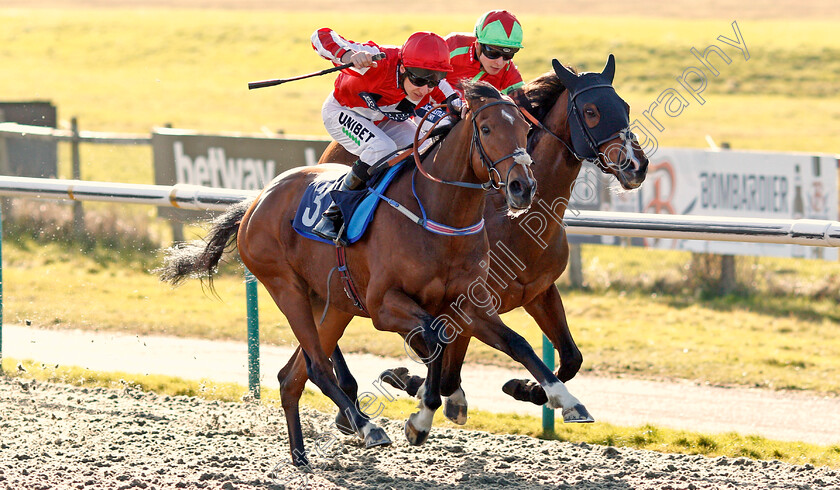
left=312, top=211, right=345, bottom=244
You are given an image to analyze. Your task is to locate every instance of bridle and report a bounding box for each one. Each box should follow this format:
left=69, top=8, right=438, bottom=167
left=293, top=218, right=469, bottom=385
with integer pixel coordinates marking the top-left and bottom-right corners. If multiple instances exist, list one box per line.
left=518, top=89, right=636, bottom=174
left=413, top=100, right=530, bottom=190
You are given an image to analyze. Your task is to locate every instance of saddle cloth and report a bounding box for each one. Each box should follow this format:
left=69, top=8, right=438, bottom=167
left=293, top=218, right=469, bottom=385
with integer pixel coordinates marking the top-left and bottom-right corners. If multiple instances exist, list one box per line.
left=292, top=162, right=406, bottom=245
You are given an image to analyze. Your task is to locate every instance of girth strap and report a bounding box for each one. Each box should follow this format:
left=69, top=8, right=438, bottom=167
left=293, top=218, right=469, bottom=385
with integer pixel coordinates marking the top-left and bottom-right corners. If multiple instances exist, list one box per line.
left=336, top=245, right=368, bottom=314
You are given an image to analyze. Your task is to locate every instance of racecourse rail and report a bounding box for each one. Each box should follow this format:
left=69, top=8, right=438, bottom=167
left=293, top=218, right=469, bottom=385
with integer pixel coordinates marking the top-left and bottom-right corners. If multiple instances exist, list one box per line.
left=1, top=175, right=839, bottom=434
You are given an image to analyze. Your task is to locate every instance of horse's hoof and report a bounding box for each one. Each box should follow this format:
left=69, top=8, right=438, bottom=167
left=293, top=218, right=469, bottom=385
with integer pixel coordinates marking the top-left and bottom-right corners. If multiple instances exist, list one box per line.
left=562, top=403, right=595, bottom=423
left=364, top=426, right=392, bottom=448
left=379, top=367, right=424, bottom=397
left=334, top=412, right=355, bottom=436
left=291, top=452, right=310, bottom=468
left=444, top=398, right=468, bottom=425
left=404, top=415, right=430, bottom=446
left=502, top=378, right=548, bottom=406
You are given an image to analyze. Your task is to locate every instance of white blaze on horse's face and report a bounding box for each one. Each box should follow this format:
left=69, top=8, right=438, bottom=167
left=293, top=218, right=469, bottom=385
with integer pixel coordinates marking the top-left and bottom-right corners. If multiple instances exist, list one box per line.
left=618, top=129, right=644, bottom=172
left=501, top=109, right=516, bottom=125
left=601, top=129, right=643, bottom=173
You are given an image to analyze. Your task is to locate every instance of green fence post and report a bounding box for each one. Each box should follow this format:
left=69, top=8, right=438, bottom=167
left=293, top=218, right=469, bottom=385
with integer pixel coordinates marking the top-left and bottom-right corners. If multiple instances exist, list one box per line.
left=542, top=334, right=554, bottom=435
left=245, top=268, right=260, bottom=399
left=0, top=204, right=3, bottom=373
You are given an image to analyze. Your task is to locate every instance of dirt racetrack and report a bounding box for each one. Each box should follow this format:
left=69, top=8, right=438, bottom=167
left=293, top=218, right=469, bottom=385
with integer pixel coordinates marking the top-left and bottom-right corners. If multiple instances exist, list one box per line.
left=2, top=376, right=838, bottom=489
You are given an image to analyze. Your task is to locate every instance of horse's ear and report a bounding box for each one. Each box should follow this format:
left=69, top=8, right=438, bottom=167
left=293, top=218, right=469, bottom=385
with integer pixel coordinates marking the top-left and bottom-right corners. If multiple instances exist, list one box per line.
left=552, top=59, right=578, bottom=90
left=601, top=53, right=616, bottom=84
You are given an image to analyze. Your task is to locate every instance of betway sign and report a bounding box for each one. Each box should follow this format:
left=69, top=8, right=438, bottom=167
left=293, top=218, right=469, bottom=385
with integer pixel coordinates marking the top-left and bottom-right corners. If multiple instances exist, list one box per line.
left=152, top=128, right=330, bottom=217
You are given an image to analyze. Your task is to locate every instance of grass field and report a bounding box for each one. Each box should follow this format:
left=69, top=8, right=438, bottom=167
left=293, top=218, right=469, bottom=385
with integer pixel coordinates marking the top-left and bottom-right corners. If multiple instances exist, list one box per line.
left=1, top=9, right=839, bottom=157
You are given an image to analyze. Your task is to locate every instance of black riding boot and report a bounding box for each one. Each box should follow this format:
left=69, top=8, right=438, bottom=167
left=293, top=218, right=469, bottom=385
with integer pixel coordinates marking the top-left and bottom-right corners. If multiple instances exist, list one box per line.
left=312, top=161, right=370, bottom=244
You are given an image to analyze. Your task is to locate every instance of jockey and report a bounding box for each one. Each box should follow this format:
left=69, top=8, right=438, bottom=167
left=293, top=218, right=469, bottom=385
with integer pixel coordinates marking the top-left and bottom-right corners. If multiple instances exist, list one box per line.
left=445, top=10, right=525, bottom=98
left=412, top=10, right=525, bottom=133
left=310, top=29, right=456, bottom=243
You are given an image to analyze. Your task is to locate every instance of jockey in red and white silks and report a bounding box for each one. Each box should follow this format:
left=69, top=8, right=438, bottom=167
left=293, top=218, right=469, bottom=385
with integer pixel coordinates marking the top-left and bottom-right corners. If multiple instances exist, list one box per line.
left=311, top=28, right=457, bottom=166
left=310, top=29, right=456, bottom=243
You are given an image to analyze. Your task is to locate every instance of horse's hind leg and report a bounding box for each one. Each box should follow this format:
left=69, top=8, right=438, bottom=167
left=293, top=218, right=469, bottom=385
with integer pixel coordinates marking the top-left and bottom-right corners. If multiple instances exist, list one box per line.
left=468, top=313, right=594, bottom=424
left=523, top=286, right=582, bottom=383
left=330, top=346, right=360, bottom=435
left=276, top=346, right=310, bottom=467
left=277, top=312, right=368, bottom=466
left=308, top=295, right=359, bottom=435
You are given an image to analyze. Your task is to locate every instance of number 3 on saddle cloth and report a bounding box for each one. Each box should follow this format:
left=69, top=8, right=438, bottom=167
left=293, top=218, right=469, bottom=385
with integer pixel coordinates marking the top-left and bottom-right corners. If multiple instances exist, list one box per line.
left=293, top=162, right=406, bottom=246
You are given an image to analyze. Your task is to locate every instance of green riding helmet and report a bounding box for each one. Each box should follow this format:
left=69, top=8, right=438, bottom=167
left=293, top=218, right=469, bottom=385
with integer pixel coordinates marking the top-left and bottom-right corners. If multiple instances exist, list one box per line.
left=474, top=10, right=524, bottom=49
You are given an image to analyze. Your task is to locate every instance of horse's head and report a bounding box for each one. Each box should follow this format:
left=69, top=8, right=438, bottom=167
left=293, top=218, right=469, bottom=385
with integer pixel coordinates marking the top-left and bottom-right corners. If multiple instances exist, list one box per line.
left=462, top=80, right=536, bottom=213
left=552, top=55, right=648, bottom=190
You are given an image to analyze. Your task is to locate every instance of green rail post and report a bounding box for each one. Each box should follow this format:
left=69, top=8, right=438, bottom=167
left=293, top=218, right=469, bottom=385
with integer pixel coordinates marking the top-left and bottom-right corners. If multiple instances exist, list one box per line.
left=542, top=334, right=554, bottom=434
left=245, top=268, right=260, bottom=399
left=0, top=204, right=3, bottom=373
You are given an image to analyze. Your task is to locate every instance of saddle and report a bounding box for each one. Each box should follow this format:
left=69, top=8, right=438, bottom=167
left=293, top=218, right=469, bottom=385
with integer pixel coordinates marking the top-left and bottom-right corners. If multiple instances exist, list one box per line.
left=292, top=162, right=407, bottom=245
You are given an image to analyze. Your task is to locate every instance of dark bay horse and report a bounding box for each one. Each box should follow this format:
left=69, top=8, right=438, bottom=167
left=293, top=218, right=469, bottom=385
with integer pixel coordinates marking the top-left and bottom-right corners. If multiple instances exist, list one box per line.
left=313, top=56, right=649, bottom=419
left=159, top=81, right=592, bottom=467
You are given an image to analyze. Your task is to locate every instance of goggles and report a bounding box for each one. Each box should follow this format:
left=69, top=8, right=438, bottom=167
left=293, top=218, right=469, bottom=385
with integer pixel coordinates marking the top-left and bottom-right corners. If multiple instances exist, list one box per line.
left=480, top=44, right=518, bottom=61
left=404, top=67, right=445, bottom=88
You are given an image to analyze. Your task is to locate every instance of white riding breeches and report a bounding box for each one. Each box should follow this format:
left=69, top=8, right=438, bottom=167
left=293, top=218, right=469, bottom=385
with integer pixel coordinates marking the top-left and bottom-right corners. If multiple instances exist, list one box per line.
left=322, top=93, right=418, bottom=165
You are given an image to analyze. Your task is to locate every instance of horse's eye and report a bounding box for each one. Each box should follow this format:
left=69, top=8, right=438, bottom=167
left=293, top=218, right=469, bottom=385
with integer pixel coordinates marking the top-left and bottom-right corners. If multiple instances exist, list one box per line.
left=481, top=126, right=491, bottom=135
left=585, top=108, right=596, bottom=117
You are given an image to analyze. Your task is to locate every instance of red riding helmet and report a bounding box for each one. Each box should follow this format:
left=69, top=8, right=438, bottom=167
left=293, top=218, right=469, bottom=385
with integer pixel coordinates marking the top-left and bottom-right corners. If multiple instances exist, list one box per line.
left=400, top=32, right=453, bottom=74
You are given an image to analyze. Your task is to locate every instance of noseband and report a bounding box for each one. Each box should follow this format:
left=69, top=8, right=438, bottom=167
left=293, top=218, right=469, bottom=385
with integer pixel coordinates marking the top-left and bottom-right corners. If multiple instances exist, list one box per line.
left=414, top=99, right=530, bottom=190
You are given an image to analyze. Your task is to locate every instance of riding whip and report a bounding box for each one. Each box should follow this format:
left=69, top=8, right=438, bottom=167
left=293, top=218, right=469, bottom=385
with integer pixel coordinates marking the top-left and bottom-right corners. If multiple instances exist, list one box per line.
left=248, top=53, right=386, bottom=90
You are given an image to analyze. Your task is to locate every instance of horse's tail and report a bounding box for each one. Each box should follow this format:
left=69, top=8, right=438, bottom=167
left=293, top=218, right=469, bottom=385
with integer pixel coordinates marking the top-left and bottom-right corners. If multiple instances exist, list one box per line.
left=157, top=198, right=255, bottom=289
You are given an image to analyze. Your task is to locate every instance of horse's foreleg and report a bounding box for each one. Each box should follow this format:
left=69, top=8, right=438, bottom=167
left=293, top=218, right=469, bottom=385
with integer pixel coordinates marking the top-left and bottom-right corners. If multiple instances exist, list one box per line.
left=440, top=335, right=470, bottom=425
left=469, top=313, right=594, bottom=423
left=267, top=279, right=390, bottom=459
left=379, top=329, right=470, bottom=425
left=523, top=286, right=582, bottom=382
left=370, top=288, right=447, bottom=445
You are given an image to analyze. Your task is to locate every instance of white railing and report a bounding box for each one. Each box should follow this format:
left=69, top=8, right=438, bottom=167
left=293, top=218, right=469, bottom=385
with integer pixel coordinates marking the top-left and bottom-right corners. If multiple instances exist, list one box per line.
left=1, top=176, right=838, bottom=247
left=0, top=121, right=150, bottom=145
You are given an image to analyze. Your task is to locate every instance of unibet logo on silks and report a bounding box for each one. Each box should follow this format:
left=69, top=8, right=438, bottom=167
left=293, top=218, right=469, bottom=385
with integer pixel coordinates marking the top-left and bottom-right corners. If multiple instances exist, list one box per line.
left=338, top=112, right=376, bottom=147
left=173, top=142, right=275, bottom=190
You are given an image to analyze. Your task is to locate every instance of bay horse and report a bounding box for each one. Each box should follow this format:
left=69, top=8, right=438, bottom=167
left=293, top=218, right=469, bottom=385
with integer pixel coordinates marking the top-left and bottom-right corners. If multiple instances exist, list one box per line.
left=309, top=55, right=649, bottom=421
left=159, top=81, right=593, bottom=467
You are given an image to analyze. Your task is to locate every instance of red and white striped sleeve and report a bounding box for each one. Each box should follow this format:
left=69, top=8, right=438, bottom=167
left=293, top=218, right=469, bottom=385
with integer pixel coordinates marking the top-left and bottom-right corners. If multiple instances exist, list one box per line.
left=310, top=28, right=382, bottom=67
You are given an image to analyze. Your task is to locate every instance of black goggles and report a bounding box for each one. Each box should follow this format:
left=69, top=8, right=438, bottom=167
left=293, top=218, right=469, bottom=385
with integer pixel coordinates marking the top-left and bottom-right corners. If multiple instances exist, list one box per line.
left=404, top=68, right=444, bottom=88
left=480, top=44, right=518, bottom=61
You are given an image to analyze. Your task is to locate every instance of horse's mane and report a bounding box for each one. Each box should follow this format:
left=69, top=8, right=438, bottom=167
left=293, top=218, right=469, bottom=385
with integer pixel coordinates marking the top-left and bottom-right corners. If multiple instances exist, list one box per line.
left=461, top=79, right=503, bottom=101
left=516, top=68, right=573, bottom=122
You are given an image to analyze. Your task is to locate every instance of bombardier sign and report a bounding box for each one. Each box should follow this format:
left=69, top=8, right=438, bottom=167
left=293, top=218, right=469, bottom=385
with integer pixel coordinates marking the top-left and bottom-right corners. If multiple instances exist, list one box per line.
left=152, top=128, right=330, bottom=218
left=568, top=147, right=838, bottom=260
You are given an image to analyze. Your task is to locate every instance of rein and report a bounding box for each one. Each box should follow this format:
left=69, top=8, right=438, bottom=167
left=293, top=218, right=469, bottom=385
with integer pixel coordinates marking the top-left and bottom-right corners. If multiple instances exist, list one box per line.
left=413, top=100, right=527, bottom=190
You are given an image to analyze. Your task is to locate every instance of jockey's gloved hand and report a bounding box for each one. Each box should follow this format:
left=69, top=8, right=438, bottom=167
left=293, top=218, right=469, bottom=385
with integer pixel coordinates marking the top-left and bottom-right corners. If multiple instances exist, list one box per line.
left=445, top=94, right=465, bottom=120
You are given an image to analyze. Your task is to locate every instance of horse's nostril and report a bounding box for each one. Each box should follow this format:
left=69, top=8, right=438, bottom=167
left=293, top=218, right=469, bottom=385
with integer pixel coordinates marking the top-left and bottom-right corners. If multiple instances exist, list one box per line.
left=508, top=180, right=523, bottom=196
